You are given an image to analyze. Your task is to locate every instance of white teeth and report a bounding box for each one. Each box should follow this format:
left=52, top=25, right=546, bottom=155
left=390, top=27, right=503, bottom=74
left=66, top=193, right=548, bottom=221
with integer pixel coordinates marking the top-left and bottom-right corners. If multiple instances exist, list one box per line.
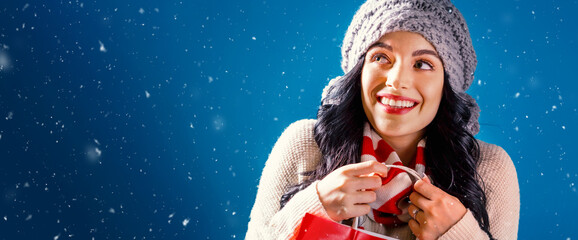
left=388, top=99, right=395, bottom=106
left=379, top=97, right=415, bottom=108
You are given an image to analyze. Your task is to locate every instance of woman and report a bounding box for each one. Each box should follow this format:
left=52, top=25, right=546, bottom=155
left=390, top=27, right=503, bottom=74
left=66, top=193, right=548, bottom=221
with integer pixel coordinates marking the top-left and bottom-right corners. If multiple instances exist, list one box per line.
left=246, top=0, right=520, bottom=239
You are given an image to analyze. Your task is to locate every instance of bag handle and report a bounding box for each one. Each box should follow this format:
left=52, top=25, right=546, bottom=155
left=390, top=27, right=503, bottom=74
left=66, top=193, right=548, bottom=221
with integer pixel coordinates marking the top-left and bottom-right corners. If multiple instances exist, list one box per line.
left=384, top=164, right=424, bottom=183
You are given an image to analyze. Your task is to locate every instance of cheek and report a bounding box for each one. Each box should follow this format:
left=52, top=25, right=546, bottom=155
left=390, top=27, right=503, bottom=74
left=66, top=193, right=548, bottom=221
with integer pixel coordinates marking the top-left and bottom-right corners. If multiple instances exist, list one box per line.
left=421, top=78, right=444, bottom=111
left=428, top=86, right=443, bottom=105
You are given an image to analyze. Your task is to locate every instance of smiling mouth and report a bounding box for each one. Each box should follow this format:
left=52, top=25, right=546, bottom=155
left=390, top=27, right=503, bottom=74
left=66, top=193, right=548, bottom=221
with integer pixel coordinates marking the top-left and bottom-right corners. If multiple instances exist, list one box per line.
left=378, top=97, right=417, bottom=109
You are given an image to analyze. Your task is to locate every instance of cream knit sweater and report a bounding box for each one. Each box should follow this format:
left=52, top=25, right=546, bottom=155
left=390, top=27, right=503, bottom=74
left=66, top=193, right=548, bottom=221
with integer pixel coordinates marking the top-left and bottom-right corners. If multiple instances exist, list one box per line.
left=246, top=119, right=520, bottom=240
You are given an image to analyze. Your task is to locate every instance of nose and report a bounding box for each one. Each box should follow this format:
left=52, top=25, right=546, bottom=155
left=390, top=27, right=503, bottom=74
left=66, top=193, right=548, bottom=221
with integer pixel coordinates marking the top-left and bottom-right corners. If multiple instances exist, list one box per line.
left=385, top=63, right=410, bottom=90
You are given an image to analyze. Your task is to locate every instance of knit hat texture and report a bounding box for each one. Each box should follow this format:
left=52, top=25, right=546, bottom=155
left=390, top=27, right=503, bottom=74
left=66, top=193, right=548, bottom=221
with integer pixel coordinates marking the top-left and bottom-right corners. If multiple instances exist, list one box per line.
left=323, top=0, right=480, bottom=135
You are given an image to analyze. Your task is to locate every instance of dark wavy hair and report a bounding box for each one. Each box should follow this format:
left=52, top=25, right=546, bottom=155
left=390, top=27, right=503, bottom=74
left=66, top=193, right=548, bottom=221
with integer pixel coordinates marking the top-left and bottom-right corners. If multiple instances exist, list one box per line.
left=279, top=55, right=494, bottom=239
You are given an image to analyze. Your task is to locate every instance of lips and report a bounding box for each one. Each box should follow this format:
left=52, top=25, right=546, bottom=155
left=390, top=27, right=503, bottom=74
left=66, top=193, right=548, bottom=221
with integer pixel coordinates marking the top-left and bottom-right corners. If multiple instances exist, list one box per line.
left=376, top=93, right=419, bottom=114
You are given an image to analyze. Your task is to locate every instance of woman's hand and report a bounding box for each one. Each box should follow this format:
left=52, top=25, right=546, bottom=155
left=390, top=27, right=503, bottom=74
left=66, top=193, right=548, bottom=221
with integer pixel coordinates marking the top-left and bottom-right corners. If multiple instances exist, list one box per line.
left=408, top=177, right=467, bottom=240
left=316, top=161, right=389, bottom=222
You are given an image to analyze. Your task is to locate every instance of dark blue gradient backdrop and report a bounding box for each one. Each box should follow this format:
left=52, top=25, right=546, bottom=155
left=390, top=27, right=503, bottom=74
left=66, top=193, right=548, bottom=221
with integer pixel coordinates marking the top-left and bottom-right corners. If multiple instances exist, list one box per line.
left=0, top=0, right=576, bottom=239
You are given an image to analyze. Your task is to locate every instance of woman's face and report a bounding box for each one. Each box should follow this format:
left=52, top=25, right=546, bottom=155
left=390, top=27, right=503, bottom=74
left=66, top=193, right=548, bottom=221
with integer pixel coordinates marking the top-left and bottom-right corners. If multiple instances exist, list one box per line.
left=361, top=31, right=444, bottom=143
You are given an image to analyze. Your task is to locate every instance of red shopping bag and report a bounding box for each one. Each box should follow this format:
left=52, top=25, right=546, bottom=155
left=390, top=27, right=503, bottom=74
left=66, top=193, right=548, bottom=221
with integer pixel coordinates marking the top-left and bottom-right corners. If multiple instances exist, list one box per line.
left=295, top=213, right=399, bottom=240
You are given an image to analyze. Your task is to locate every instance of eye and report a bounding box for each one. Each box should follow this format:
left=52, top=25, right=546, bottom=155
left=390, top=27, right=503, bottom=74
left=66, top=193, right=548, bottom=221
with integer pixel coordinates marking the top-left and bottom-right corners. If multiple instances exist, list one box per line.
left=371, top=53, right=391, bottom=64
left=414, top=60, right=434, bottom=70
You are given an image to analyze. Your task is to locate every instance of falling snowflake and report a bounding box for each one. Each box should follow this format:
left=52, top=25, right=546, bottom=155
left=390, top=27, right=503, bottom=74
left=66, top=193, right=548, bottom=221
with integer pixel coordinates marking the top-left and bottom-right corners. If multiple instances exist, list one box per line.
left=98, top=40, right=107, bottom=53
left=182, top=218, right=190, bottom=227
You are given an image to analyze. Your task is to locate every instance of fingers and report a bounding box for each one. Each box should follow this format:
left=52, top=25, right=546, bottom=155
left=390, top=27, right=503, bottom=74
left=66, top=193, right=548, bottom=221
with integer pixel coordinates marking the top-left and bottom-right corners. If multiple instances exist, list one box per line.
left=409, top=191, right=429, bottom=210
left=408, top=177, right=469, bottom=240
left=408, top=204, right=428, bottom=240
left=335, top=174, right=382, bottom=193
left=346, top=204, right=372, bottom=219
left=408, top=184, right=467, bottom=240
left=412, top=179, right=463, bottom=210
left=354, top=174, right=383, bottom=191
left=355, top=189, right=377, bottom=204
left=343, top=161, right=388, bottom=178
left=413, top=178, right=442, bottom=200
left=339, top=161, right=388, bottom=192
left=408, top=204, right=426, bottom=223
left=422, top=175, right=432, bottom=184
left=408, top=204, right=419, bottom=219
left=317, top=162, right=387, bottom=222
left=332, top=191, right=375, bottom=219
left=408, top=219, right=422, bottom=238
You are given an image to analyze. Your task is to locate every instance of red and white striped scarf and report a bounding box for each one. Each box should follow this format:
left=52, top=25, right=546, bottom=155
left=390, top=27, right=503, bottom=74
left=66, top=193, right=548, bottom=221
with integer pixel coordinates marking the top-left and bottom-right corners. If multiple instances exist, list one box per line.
left=361, top=123, right=426, bottom=225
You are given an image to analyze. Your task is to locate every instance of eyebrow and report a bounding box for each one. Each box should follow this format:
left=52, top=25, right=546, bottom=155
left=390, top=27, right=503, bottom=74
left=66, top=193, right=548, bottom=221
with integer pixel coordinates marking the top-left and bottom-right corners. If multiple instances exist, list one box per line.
left=412, top=49, right=440, bottom=59
left=367, top=42, right=441, bottom=60
left=367, top=42, right=393, bottom=51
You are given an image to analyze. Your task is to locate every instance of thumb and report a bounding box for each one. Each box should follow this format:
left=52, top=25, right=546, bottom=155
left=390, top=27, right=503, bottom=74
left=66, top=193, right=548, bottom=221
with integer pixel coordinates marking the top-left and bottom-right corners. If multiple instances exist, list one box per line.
left=422, top=175, right=432, bottom=184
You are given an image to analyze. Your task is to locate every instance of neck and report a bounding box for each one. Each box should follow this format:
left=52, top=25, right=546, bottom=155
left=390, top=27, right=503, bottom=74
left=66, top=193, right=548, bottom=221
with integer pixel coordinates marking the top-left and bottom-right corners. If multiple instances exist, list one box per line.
left=381, top=133, right=423, bottom=166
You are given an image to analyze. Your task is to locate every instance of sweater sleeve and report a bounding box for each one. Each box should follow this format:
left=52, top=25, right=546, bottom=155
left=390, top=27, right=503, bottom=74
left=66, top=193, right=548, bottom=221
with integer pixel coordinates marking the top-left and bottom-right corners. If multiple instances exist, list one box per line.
left=439, top=142, right=520, bottom=240
left=245, top=119, right=328, bottom=240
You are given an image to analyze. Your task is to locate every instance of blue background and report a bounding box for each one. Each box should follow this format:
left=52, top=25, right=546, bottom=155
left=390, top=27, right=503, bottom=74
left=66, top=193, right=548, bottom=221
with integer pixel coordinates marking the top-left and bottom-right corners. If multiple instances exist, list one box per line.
left=0, top=0, right=576, bottom=239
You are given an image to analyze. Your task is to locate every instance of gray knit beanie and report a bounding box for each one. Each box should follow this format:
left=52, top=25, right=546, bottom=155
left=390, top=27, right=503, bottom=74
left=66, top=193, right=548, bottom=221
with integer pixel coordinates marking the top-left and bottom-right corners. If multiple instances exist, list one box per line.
left=322, top=0, right=481, bottom=135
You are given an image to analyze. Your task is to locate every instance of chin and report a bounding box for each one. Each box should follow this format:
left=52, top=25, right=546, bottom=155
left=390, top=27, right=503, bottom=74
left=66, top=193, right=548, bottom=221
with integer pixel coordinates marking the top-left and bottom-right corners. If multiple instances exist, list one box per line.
left=372, top=119, right=425, bottom=139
